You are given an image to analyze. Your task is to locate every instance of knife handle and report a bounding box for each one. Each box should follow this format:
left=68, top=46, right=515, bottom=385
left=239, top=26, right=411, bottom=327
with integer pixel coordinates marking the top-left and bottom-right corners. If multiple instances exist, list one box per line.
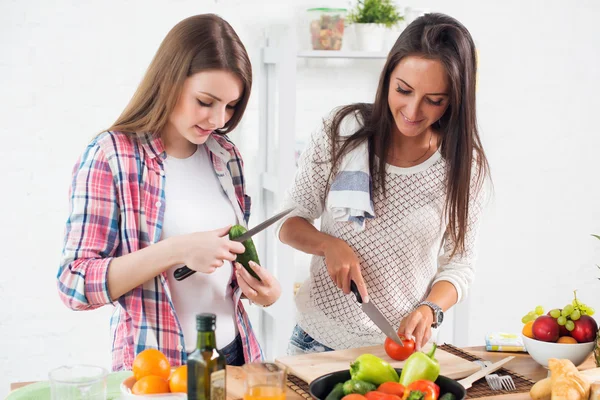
left=174, top=266, right=195, bottom=281
left=350, top=281, right=363, bottom=304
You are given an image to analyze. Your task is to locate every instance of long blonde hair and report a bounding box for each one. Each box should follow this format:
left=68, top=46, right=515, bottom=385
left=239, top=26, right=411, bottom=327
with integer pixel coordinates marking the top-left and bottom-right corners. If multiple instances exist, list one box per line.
left=108, top=14, right=252, bottom=136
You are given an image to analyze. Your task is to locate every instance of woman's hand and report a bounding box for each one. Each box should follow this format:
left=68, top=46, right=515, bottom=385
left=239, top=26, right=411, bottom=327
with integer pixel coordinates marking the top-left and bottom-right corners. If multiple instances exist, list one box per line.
left=235, top=261, right=281, bottom=306
left=397, top=305, right=435, bottom=351
left=177, top=225, right=245, bottom=274
left=322, top=237, right=369, bottom=302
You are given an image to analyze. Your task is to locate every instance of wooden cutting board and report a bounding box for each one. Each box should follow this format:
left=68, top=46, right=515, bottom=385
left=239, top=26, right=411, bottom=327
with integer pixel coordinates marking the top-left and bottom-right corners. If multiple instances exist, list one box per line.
left=276, top=343, right=481, bottom=384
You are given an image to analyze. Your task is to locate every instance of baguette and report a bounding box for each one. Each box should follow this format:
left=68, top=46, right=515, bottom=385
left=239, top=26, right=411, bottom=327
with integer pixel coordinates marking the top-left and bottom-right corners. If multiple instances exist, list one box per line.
left=530, top=364, right=600, bottom=400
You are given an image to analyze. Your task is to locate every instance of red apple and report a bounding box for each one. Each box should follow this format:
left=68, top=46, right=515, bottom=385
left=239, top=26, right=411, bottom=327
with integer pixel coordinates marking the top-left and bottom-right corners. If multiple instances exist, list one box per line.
left=571, top=315, right=598, bottom=343
left=532, top=315, right=560, bottom=342
left=547, top=310, right=571, bottom=337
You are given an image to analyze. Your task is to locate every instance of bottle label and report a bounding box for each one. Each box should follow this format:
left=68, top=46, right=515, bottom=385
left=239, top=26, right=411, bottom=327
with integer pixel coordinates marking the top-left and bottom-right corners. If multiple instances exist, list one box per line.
left=210, top=369, right=226, bottom=400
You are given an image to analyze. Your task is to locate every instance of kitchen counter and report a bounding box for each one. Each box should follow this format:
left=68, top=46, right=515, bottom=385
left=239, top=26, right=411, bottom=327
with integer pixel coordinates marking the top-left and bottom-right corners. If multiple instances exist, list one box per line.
left=10, top=346, right=598, bottom=399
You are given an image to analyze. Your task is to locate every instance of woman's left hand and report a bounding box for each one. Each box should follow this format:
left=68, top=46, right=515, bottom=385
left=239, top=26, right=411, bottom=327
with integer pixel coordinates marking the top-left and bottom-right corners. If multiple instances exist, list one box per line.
left=235, top=261, right=281, bottom=307
left=397, top=305, right=435, bottom=351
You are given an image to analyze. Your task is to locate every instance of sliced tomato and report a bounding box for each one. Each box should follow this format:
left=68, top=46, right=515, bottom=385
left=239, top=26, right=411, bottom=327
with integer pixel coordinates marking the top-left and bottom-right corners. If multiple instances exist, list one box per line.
left=384, top=336, right=415, bottom=361
left=377, top=382, right=405, bottom=397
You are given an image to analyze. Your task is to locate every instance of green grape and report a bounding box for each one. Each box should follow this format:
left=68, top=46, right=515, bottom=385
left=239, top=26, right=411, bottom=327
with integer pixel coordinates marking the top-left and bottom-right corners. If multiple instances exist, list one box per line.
left=535, top=305, right=544, bottom=315
left=557, top=316, right=567, bottom=326
left=587, top=307, right=595, bottom=316
left=549, top=309, right=561, bottom=318
left=573, top=298, right=581, bottom=307
left=565, top=320, right=575, bottom=331
left=563, top=305, right=574, bottom=315
left=570, top=309, right=581, bottom=320
left=580, top=305, right=589, bottom=315
left=521, top=315, right=529, bottom=324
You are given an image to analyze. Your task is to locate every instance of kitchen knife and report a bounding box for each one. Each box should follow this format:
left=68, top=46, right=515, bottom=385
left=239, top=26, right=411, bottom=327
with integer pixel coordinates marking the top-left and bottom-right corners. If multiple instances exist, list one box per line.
left=350, top=281, right=404, bottom=347
left=173, top=207, right=295, bottom=281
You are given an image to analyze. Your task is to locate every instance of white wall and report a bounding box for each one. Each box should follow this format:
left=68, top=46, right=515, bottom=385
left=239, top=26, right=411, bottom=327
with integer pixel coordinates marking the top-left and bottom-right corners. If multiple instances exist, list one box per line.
left=2, top=0, right=600, bottom=397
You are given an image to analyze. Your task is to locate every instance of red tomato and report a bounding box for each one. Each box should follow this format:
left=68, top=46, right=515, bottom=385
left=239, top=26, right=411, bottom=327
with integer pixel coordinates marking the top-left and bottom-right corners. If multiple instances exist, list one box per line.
left=377, top=382, right=405, bottom=397
left=384, top=336, right=415, bottom=361
left=342, top=395, right=368, bottom=400
left=365, top=391, right=401, bottom=400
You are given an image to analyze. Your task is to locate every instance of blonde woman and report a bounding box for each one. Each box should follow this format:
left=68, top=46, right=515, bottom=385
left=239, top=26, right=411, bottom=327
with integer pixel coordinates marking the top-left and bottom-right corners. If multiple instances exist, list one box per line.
left=57, top=14, right=280, bottom=370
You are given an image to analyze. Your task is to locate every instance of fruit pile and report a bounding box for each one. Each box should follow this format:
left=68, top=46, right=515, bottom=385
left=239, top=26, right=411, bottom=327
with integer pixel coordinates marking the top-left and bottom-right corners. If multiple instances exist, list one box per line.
left=521, top=291, right=598, bottom=344
left=130, top=349, right=187, bottom=395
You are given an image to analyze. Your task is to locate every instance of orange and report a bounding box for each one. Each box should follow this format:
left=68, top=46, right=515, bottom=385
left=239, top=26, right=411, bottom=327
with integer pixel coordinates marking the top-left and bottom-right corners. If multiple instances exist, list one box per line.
left=169, top=365, right=188, bottom=393
left=557, top=336, right=578, bottom=344
left=132, top=349, right=171, bottom=381
left=132, top=375, right=171, bottom=395
left=522, top=320, right=535, bottom=339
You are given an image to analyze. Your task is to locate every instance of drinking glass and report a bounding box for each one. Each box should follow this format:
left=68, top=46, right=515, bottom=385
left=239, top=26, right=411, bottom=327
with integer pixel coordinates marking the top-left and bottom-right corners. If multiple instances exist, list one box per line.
left=48, top=364, right=108, bottom=400
left=243, top=362, right=287, bottom=400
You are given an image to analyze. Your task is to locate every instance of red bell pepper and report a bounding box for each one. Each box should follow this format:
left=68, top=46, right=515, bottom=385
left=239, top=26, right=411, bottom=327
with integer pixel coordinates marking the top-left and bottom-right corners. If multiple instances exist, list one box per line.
left=365, top=391, right=402, bottom=400
left=377, top=382, right=406, bottom=398
left=401, top=380, right=440, bottom=400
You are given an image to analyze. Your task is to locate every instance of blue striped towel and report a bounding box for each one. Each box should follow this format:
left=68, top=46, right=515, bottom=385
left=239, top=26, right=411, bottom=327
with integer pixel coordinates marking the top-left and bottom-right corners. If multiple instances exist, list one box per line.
left=325, top=113, right=375, bottom=232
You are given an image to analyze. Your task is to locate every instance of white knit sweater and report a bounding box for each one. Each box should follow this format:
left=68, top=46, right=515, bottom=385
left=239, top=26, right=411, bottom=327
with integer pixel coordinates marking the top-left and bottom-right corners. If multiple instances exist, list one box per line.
left=276, top=117, right=486, bottom=350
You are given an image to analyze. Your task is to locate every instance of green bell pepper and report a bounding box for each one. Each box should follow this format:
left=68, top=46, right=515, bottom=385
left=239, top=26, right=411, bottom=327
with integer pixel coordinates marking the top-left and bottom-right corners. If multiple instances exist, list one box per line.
left=399, top=343, right=440, bottom=386
left=350, top=354, right=400, bottom=385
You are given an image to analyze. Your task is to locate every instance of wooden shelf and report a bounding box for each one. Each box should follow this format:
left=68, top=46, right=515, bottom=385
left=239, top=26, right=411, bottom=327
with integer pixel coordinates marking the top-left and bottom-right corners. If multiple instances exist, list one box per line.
left=297, top=50, right=388, bottom=59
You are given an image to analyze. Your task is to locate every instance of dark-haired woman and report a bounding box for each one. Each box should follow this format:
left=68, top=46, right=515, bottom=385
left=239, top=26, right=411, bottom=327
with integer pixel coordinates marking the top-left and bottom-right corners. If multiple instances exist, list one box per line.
left=57, top=14, right=280, bottom=370
left=277, top=13, right=490, bottom=354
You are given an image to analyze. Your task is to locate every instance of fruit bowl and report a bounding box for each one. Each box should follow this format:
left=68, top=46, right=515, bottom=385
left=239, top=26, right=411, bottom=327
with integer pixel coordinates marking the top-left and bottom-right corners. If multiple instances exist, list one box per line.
left=522, top=334, right=595, bottom=368
left=120, top=375, right=187, bottom=399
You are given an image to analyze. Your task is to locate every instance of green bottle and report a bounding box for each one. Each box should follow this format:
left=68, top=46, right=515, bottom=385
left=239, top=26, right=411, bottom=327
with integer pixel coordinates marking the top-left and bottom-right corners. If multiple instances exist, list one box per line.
left=187, top=313, right=227, bottom=400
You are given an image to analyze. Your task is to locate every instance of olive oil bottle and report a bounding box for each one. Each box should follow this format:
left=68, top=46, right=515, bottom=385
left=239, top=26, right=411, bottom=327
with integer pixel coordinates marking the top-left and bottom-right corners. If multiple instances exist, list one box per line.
left=188, top=313, right=227, bottom=400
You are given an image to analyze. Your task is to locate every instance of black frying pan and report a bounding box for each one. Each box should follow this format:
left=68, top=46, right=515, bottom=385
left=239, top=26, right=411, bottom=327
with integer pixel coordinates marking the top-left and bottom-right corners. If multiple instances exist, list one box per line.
left=309, top=368, right=466, bottom=400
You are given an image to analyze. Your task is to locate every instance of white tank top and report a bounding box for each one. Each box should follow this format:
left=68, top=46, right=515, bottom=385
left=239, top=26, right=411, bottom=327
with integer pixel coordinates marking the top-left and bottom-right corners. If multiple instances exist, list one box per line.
left=162, top=145, right=238, bottom=352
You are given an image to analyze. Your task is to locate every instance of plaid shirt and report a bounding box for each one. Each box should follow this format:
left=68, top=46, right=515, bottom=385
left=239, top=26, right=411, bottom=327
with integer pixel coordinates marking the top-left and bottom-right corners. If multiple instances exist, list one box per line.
left=57, top=131, right=264, bottom=370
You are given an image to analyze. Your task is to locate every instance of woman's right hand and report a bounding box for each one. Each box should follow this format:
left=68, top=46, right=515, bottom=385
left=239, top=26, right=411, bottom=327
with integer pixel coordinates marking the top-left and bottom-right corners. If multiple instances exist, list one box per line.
left=322, top=237, right=369, bottom=302
left=177, top=225, right=245, bottom=274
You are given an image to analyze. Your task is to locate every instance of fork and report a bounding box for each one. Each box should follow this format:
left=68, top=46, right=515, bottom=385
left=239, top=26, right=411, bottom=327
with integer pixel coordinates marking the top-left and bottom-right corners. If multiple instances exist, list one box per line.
left=457, top=356, right=515, bottom=390
left=498, top=375, right=517, bottom=391
left=485, top=374, right=516, bottom=391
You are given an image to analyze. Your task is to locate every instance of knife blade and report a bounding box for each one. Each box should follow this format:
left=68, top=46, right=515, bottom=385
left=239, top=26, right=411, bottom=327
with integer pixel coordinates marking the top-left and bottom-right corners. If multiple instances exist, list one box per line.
left=350, top=281, right=404, bottom=347
left=231, top=207, right=295, bottom=243
left=173, top=207, right=295, bottom=281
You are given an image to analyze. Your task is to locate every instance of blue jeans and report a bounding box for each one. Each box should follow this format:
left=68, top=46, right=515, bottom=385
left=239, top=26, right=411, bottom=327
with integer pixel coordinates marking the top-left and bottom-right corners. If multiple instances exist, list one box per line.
left=221, top=334, right=245, bottom=366
left=287, top=324, right=334, bottom=355
left=190, top=334, right=244, bottom=366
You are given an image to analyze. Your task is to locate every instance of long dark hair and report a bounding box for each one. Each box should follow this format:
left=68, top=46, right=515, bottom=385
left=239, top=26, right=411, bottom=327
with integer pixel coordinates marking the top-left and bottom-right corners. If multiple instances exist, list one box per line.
left=108, top=14, right=252, bottom=136
left=326, top=13, right=489, bottom=256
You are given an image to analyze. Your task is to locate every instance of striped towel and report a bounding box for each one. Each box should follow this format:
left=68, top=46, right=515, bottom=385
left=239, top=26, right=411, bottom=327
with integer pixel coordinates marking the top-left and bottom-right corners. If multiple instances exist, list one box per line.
left=325, top=114, right=375, bottom=232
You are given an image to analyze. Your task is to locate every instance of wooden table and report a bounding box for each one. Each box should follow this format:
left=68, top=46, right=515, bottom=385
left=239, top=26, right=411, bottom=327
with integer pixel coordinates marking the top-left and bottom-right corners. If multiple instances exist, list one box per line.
left=10, top=346, right=599, bottom=399
left=211, top=347, right=598, bottom=400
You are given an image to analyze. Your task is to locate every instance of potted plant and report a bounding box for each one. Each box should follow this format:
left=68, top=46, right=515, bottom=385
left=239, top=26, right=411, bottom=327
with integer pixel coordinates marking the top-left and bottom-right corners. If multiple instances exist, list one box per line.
left=347, top=0, right=404, bottom=52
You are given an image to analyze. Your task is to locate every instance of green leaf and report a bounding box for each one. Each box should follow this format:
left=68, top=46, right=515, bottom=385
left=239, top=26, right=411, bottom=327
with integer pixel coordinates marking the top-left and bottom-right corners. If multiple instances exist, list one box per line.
left=591, top=234, right=600, bottom=240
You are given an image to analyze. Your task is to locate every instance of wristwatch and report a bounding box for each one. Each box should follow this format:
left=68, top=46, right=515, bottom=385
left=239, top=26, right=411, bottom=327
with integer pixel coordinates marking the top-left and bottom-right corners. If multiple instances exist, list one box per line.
left=417, top=301, right=444, bottom=328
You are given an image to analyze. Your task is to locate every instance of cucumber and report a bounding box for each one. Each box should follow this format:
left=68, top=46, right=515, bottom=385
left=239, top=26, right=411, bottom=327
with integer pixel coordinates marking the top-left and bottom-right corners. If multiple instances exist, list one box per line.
left=439, top=393, right=457, bottom=400
left=229, top=224, right=261, bottom=281
left=342, top=380, right=377, bottom=395
left=325, top=383, right=345, bottom=400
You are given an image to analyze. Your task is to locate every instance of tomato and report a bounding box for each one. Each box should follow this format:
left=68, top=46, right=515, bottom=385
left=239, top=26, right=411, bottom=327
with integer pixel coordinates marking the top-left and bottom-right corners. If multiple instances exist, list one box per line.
left=384, top=336, right=415, bottom=361
left=365, top=391, right=401, bottom=400
left=377, top=382, right=405, bottom=397
left=342, top=394, right=368, bottom=400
